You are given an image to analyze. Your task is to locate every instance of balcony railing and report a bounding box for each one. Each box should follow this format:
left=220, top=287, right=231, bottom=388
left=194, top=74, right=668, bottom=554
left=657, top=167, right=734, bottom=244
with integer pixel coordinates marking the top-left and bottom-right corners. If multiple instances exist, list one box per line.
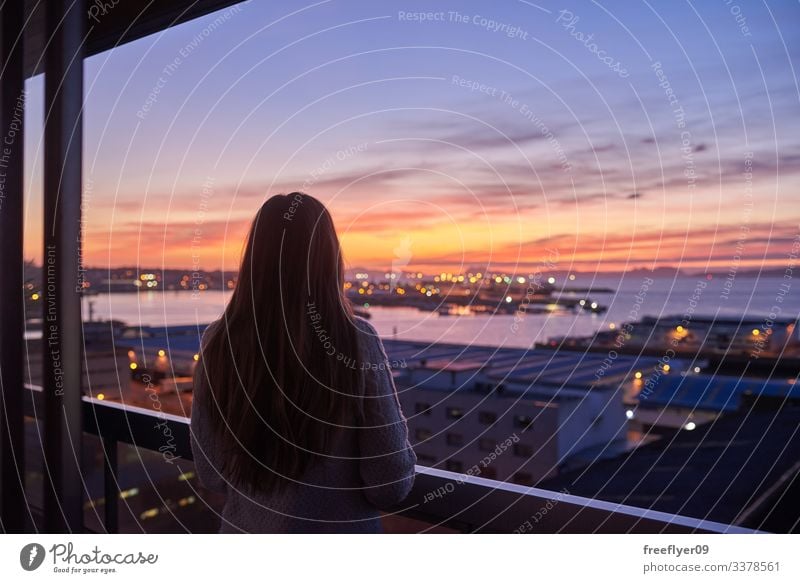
left=22, top=384, right=755, bottom=534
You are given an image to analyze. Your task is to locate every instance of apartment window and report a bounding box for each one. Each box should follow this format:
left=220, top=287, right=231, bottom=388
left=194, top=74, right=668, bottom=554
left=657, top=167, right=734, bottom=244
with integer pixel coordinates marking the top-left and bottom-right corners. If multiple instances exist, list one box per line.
left=446, top=407, right=464, bottom=419
left=512, top=471, right=533, bottom=486
left=478, top=411, right=497, bottom=425
left=415, top=428, right=432, bottom=441
left=478, top=438, right=497, bottom=452
left=415, top=402, right=432, bottom=416
left=416, top=454, right=437, bottom=465
left=446, top=432, right=463, bottom=446
left=446, top=459, right=463, bottom=472
left=514, top=443, right=534, bottom=458
left=514, top=414, right=534, bottom=431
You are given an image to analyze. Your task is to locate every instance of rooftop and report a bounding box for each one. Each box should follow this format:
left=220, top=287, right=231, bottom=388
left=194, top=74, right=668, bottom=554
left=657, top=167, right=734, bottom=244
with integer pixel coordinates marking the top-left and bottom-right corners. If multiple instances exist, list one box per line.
left=639, top=374, right=800, bottom=412
left=538, top=398, right=800, bottom=531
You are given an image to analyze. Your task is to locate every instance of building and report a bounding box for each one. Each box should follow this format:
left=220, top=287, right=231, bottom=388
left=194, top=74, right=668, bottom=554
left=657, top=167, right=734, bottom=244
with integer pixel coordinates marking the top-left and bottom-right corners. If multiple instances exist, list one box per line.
left=383, top=340, right=666, bottom=485
left=590, top=315, right=799, bottom=357
left=538, top=395, right=800, bottom=531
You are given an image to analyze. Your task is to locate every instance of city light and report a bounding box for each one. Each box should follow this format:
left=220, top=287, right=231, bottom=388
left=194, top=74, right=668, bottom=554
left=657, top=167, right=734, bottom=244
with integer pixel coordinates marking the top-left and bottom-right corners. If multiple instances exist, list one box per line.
left=684, top=421, right=697, bottom=431
left=625, top=409, right=634, bottom=419
left=120, top=487, right=139, bottom=499
left=157, top=349, right=166, bottom=357
left=140, top=508, right=159, bottom=520
left=547, top=276, right=556, bottom=284
left=634, top=371, right=643, bottom=379
left=129, top=362, right=137, bottom=370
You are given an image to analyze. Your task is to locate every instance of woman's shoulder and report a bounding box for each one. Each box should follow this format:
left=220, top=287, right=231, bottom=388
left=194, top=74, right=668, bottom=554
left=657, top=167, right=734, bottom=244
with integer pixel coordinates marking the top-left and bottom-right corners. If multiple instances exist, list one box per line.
left=193, top=320, right=223, bottom=394
left=352, top=316, right=386, bottom=358
left=200, top=318, right=225, bottom=348
left=353, top=315, right=378, bottom=336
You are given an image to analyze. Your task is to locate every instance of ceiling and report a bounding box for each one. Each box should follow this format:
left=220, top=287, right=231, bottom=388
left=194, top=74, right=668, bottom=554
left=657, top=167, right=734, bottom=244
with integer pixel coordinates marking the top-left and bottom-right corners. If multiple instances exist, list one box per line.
left=18, top=0, right=242, bottom=78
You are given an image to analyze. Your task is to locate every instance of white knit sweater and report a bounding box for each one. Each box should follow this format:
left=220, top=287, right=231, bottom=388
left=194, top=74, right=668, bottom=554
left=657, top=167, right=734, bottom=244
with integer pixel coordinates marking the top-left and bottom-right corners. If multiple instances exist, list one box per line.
left=190, top=317, right=417, bottom=533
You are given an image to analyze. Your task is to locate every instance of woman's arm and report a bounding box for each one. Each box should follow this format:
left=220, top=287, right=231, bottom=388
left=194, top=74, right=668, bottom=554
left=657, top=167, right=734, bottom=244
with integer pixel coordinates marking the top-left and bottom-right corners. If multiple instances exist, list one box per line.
left=355, top=319, right=417, bottom=509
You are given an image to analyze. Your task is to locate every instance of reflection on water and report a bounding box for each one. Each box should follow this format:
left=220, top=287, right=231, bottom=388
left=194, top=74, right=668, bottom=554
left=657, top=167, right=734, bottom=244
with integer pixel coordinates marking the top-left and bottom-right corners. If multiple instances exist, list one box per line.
left=79, top=276, right=799, bottom=349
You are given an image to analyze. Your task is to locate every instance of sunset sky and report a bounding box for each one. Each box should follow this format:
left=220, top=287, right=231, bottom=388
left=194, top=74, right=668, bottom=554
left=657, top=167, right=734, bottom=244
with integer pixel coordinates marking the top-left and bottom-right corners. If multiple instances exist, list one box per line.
left=22, top=0, right=800, bottom=274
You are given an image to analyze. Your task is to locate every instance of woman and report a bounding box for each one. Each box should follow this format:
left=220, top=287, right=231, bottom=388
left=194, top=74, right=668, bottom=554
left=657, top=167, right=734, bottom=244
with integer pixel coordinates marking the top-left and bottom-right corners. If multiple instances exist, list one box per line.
left=190, top=193, right=416, bottom=533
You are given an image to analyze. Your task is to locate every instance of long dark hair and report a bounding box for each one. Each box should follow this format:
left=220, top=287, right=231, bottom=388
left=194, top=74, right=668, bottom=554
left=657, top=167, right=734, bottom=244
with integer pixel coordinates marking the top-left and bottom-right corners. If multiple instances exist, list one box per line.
left=198, top=193, right=365, bottom=492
